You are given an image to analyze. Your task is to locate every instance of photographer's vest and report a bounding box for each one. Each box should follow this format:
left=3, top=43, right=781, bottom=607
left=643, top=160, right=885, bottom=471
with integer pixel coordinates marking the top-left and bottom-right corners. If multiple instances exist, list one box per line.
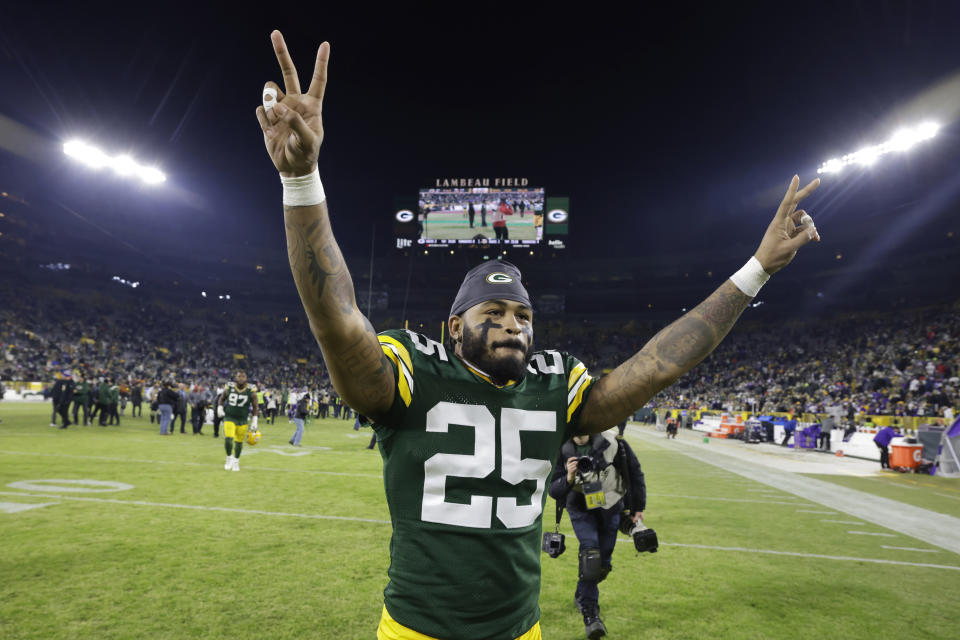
left=562, top=429, right=626, bottom=507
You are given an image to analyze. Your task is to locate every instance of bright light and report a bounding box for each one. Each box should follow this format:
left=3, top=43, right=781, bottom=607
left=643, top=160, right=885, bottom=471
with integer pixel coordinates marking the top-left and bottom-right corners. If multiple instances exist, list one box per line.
left=112, top=275, right=140, bottom=289
left=63, top=139, right=166, bottom=185
left=201, top=291, right=207, bottom=298
left=817, top=121, right=940, bottom=174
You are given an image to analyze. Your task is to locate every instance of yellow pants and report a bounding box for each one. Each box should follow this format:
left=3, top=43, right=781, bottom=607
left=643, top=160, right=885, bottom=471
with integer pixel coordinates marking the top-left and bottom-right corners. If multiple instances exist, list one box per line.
left=377, top=606, right=541, bottom=640
left=224, top=420, right=248, bottom=443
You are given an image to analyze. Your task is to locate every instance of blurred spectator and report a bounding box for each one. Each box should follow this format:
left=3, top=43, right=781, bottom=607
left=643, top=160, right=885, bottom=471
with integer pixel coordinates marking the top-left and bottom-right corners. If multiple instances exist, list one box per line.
left=52, top=372, right=74, bottom=429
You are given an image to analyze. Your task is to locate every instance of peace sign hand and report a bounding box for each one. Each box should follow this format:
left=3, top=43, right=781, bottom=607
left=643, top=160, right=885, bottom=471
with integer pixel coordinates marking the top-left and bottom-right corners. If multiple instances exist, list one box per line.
left=256, top=31, right=329, bottom=178
left=753, top=175, right=821, bottom=275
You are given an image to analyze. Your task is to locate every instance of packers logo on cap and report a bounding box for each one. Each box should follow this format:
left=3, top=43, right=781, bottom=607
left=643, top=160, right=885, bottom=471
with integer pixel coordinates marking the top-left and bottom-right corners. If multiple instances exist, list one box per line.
left=486, top=272, right=514, bottom=284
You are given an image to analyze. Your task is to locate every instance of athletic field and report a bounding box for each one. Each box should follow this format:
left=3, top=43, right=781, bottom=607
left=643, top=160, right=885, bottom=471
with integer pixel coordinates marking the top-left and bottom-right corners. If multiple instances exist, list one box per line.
left=423, top=209, right=537, bottom=241
left=2, top=402, right=958, bottom=639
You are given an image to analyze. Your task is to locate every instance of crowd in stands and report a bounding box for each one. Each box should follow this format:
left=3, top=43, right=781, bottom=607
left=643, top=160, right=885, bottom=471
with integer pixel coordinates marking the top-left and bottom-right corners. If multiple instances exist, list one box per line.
left=2, top=289, right=957, bottom=422
left=648, top=308, right=959, bottom=421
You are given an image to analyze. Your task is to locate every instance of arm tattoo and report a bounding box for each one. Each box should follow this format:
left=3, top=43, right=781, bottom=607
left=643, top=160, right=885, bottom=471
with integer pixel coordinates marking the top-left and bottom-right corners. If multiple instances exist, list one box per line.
left=284, top=203, right=354, bottom=325
left=580, top=280, right=750, bottom=433
left=284, top=203, right=395, bottom=417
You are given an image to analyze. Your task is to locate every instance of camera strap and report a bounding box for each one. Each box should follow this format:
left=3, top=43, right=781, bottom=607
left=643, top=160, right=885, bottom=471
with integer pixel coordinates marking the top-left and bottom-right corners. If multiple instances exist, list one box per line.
left=553, top=498, right=564, bottom=530
left=615, top=439, right=633, bottom=514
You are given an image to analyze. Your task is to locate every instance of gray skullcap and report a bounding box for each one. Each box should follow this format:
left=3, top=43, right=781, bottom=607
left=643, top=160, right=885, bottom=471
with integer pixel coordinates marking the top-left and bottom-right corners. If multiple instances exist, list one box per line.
left=450, top=260, right=532, bottom=317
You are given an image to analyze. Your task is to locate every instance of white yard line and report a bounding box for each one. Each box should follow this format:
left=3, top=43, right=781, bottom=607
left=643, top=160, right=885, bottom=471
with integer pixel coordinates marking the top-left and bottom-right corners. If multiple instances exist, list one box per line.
left=847, top=531, right=898, bottom=537
left=613, top=538, right=960, bottom=571
left=934, top=492, right=960, bottom=502
left=647, top=493, right=803, bottom=506
left=0, top=450, right=382, bottom=478
left=795, top=509, right=836, bottom=514
left=880, top=546, right=940, bottom=553
left=821, top=519, right=865, bottom=525
left=0, top=490, right=392, bottom=524
left=4, top=488, right=957, bottom=572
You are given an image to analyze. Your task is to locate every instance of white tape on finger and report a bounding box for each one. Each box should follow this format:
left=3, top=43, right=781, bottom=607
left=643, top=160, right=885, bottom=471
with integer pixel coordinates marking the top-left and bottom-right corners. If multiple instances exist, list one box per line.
left=263, top=87, right=278, bottom=111
left=800, top=213, right=814, bottom=228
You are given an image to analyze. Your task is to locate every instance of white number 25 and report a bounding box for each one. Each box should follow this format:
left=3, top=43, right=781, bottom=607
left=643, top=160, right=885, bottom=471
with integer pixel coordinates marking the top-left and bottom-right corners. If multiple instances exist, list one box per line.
left=421, top=402, right=555, bottom=529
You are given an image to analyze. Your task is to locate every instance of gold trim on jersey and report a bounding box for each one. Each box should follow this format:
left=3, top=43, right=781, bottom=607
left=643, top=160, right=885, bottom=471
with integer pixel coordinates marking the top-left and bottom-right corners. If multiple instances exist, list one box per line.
left=567, top=366, right=593, bottom=423
left=379, top=336, right=414, bottom=407
left=377, top=606, right=541, bottom=640
left=460, top=358, right=517, bottom=389
left=568, top=362, right=587, bottom=391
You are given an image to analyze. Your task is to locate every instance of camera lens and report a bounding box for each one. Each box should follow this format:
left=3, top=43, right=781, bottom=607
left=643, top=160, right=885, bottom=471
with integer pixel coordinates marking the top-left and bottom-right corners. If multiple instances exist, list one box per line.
left=576, top=456, right=594, bottom=473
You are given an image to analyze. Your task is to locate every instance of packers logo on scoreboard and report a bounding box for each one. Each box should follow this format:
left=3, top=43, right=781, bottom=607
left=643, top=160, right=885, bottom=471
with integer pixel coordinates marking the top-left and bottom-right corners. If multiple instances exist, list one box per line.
left=547, top=209, right=568, bottom=223
left=395, top=209, right=414, bottom=223
left=486, top=272, right=514, bottom=284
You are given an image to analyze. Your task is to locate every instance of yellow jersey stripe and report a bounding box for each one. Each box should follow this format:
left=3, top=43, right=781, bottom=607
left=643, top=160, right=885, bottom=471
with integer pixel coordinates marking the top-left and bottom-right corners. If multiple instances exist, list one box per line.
left=567, top=370, right=587, bottom=405
left=380, top=343, right=413, bottom=407
left=378, top=336, right=413, bottom=375
left=567, top=374, right=593, bottom=423
left=568, top=363, right=587, bottom=391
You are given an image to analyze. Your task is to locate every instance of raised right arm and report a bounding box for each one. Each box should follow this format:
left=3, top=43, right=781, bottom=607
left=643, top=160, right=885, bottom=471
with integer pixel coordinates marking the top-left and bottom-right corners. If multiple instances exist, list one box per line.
left=257, top=32, right=395, bottom=420
left=283, top=201, right=395, bottom=419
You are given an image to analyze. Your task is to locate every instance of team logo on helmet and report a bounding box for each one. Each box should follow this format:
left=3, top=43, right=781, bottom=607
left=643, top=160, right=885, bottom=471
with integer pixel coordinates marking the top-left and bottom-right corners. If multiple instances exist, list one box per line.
left=246, top=429, right=261, bottom=446
left=547, top=209, right=568, bottom=223
left=486, top=272, right=514, bottom=284
left=395, top=209, right=414, bottom=223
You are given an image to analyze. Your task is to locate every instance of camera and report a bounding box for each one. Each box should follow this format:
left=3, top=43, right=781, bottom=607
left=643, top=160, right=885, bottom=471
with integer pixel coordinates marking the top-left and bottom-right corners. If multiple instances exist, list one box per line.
left=619, top=514, right=658, bottom=554
left=576, top=455, right=596, bottom=474
left=542, top=530, right=566, bottom=558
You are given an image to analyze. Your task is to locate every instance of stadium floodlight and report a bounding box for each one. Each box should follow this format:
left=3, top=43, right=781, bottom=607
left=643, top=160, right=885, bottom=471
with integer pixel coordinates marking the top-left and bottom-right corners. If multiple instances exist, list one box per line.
left=111, top=275, right=140, bottom=288
left=817, top=121, right=940, bottom=174
left=63, top=139, right=166, bottom=185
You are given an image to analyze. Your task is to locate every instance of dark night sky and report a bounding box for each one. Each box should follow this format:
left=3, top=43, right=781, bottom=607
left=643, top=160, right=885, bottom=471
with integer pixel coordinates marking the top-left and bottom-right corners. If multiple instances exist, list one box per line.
left=1, top=1, right=959, bottom=269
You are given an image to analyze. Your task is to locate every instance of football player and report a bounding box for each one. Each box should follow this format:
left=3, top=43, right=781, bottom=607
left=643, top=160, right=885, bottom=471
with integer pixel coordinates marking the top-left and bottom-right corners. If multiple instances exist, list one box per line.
left=257, top=31, right=820, bottom=640
left=219, top=370, right=259, bottom=471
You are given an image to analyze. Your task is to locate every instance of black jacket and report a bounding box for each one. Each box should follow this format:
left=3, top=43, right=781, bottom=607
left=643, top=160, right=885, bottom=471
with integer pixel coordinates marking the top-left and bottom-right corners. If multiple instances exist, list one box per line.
left=548, top=434, right=646, bottom=514
left=157, top=386, right=180, bottom=406
left=52, top=379, right=75, bottom=407
left=295, top=398, right=310, bottom=419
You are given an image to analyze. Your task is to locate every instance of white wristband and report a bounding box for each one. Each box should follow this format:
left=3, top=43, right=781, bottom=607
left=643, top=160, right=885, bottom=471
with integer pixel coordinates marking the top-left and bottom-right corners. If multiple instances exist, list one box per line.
left=281, top=168, right=326, bottom=207
left=729, top=256, right=770, bottom=298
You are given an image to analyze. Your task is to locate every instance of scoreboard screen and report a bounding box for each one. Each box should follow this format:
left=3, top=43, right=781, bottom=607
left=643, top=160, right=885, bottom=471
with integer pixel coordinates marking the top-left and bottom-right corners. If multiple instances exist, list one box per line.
left=394, top=188, right=569, bottom=250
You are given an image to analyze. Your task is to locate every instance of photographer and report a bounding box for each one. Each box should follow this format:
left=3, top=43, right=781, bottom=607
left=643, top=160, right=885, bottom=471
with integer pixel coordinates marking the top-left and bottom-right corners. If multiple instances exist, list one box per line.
left=548, top=429, right=648, bottom=639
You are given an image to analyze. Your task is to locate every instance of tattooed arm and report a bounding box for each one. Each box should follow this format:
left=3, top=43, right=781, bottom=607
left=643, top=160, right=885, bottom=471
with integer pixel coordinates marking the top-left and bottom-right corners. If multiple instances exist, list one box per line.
left=577, top=175, right=821, bottom=434
left=577, top=281, right=750, bottom=433
left=256, top=32, right=395, bottom=419
left=283, top=203, right=395, bottom=418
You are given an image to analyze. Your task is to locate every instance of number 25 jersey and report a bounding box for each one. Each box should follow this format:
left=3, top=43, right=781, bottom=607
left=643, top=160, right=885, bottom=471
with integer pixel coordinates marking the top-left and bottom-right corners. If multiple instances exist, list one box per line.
left=374, top=329, right=595, bottom=640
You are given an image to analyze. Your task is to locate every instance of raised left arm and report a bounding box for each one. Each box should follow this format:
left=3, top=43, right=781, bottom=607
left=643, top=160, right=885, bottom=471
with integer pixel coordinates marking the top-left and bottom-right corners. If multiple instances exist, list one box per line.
left=577, top=280, right=750, bottom=432
left=577, top=175, right=820, bottom=434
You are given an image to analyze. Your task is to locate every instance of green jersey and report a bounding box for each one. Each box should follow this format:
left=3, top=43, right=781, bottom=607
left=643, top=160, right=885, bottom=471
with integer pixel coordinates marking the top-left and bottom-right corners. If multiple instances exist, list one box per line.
left=223, top=382, right=256, bottom=424
left=375, top=329, right=595, bottom=640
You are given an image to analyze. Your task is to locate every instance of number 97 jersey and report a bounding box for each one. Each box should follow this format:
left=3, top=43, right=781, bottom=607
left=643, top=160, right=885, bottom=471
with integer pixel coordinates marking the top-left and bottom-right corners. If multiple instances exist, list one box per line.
left=374, top=329, right=595, bottom=640
left=223, top=382, right=256, bottom=425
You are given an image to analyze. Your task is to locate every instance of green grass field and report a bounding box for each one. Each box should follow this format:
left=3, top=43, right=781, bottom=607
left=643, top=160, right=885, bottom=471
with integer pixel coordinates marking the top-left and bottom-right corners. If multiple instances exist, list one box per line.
left=3, top=402, right=959, bottom=639
left=424, top=210, right=536, bottom=241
